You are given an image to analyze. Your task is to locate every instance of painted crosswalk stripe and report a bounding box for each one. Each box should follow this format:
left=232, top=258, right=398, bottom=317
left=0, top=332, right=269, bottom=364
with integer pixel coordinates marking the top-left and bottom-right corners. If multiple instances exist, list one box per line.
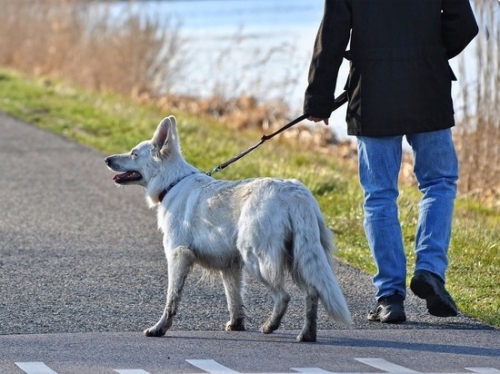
left=12, top=359, right=500, bottom=374
left=15, top=362, right=58, bottom=374
left=187, top=359, right=239, bottom=373
left=356, top=358, right=420, bottom=373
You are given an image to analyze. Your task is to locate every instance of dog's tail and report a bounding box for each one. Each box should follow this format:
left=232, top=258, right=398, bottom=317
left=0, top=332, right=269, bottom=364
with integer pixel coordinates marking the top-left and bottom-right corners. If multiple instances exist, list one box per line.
left=291, top=199, right=352, bottom=326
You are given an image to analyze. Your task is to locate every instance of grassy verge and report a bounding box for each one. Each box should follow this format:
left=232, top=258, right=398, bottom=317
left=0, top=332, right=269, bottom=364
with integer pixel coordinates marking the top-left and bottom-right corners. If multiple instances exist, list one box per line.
left=1, top=68, right=498, bottom=328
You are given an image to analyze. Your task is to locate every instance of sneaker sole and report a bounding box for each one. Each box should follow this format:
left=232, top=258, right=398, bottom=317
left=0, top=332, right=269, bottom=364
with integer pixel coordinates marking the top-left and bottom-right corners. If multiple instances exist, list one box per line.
left=410, top=275, right=458, bottom=317
left=367, top=317, right=407, bottom=323
left=380, top=314, right=406, bottom=323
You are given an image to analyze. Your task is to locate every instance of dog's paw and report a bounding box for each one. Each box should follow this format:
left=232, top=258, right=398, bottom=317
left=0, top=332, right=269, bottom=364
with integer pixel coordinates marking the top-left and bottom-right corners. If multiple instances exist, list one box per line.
left=143, top=326, right=166, bottom=337
left=296, top=331, right=317, bottom=342
left=225, top=320, right=245, bottom=331
left=260, top=321, right=279, bottom=334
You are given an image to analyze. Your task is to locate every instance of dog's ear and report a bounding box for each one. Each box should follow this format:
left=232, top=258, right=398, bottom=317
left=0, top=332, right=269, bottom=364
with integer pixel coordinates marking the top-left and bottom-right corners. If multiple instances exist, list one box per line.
left=168, top=115, right=177, bottom=128
left=152, top=116, right=180, bottom=160
left=152, top=117, right=171, bottom=146
left=151, top=117, right=173, bottom=159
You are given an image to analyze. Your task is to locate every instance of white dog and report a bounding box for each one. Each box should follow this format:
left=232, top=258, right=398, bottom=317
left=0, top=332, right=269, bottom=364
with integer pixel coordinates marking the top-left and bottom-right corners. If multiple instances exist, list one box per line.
left=105, top=116, right=351, bottom=341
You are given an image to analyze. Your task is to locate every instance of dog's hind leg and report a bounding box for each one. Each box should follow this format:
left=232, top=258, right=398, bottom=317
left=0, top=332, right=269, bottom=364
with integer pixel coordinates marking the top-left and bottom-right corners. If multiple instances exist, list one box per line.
left=296, top=288, right=319, bottom=342
left=144, top=246, right=194, bottom=337
left=242, top=250, right=291, bottom=334
left=221, top=268, right=245, bottom=331
left=260, top=285, right=291, bottom=334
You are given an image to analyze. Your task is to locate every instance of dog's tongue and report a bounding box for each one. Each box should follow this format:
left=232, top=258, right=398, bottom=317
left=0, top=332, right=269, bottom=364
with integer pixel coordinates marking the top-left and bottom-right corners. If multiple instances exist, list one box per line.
left=113, top=171, right=141, bottom=182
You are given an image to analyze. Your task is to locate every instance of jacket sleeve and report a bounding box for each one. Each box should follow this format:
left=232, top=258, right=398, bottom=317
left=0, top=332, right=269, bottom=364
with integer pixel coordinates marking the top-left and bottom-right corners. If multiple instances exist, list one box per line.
left=304, top=0, right=351, bottom=118
left=441, top=0, right=479, bottom=59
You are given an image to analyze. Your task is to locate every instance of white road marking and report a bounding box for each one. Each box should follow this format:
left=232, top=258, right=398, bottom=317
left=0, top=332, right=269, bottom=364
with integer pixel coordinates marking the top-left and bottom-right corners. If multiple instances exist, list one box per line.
left=355, top=358, right=421, bottom=373
left=15, top=362, right=58, bottom=374
left=187, top=359, right=240, bottom=373
left=12, top=359, right=499, bottom=374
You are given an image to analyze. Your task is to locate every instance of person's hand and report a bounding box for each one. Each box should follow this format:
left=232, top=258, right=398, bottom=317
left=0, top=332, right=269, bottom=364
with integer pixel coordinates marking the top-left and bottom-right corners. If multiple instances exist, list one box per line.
left=308, top=116, right=329, bottom=125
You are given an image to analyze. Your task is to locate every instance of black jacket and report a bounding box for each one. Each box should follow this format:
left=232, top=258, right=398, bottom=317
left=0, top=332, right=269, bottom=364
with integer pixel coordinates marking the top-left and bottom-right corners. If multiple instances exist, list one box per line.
left=304, top=0, right=479, bottom=137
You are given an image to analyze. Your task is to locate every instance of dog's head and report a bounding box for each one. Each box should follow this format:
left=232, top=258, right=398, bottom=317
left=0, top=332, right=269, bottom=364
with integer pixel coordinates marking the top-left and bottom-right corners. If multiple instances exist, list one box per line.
left=105, top=115, right=181, bottom=189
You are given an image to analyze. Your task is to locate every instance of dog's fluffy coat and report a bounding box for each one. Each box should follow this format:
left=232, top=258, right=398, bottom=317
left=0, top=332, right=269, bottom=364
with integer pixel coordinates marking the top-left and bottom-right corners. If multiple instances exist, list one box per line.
left=105, top=116, right=351, bottom=341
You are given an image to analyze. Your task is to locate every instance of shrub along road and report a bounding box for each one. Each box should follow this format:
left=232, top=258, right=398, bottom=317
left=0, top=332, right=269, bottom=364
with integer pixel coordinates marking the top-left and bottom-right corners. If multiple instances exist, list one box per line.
left=1, top=113, right=498, bottom=373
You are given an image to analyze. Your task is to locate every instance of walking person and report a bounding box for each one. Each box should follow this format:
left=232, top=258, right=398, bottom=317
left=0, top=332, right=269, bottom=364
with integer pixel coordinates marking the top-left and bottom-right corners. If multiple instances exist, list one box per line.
left=305, top=0, right=478, bottom=323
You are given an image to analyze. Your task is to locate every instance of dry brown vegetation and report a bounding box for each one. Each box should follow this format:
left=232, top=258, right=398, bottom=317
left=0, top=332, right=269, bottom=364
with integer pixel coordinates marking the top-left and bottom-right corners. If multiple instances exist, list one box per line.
left=0, top=0, right=498, bottom=205
left=454, top=0, right=500, bottom=205
left=0, top=0, right=293, bottom=131
left=0, top=0, right=184, bottom=96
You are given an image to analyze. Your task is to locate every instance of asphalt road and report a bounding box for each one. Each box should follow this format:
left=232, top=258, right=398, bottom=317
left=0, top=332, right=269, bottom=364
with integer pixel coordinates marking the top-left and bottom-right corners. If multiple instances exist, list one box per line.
left=0, top=113, right=498, bottom=374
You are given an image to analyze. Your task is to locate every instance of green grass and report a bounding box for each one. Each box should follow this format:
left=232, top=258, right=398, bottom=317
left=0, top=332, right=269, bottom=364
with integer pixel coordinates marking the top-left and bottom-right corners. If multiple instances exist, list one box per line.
left=0, top=68, right=498, bottom=328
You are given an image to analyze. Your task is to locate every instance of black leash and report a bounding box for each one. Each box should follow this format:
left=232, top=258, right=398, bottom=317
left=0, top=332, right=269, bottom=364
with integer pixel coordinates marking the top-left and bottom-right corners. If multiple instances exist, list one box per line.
left=206, top=91, right=348, bottom=176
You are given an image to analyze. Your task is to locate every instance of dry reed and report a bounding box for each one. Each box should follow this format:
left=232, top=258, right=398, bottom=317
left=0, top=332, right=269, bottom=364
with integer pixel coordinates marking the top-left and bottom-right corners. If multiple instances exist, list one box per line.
left=454, top=1, right=500, bottom=205
left=0, top=0, right=295, bottom=129
left=0, top=0, right=184, bottom=97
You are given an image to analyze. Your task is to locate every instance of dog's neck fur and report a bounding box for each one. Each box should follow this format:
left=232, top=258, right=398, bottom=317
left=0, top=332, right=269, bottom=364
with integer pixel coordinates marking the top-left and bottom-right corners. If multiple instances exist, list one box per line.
left=145, top=132, right=203, bottom=207
left=157, top=172, right=197, bottom=203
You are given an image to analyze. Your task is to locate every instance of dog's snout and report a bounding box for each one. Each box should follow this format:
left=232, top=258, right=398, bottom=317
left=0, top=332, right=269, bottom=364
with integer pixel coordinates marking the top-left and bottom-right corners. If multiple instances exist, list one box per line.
left=105, top=156, right=112, bottom=166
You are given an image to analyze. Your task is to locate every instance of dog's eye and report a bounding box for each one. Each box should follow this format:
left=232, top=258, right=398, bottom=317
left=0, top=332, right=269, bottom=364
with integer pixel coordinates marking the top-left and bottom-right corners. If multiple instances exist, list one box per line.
left=131, top=151, right=138, bottom=158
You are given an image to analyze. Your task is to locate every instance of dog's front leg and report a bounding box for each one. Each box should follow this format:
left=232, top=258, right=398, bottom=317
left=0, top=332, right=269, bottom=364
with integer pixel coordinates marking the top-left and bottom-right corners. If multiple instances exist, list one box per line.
left=144, top=246, right=194, bottom=337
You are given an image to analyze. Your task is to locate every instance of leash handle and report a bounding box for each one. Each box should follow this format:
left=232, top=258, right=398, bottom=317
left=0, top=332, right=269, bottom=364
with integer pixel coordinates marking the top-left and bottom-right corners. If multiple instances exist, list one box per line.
left=206, top=91, right=348, bottom=176
left=261, top=91, right=347, bottom=141
left=333, top=90, right=348, bottom=110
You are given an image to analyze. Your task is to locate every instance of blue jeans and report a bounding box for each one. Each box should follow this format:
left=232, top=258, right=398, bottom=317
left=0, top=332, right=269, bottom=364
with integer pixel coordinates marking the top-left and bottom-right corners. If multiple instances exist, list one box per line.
left=357, top=129, right=458, bottom=300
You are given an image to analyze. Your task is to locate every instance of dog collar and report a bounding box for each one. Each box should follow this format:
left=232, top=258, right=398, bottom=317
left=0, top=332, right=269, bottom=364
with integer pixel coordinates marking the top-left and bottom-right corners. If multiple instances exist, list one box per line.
left=158, top=172, right=196, bottom=203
